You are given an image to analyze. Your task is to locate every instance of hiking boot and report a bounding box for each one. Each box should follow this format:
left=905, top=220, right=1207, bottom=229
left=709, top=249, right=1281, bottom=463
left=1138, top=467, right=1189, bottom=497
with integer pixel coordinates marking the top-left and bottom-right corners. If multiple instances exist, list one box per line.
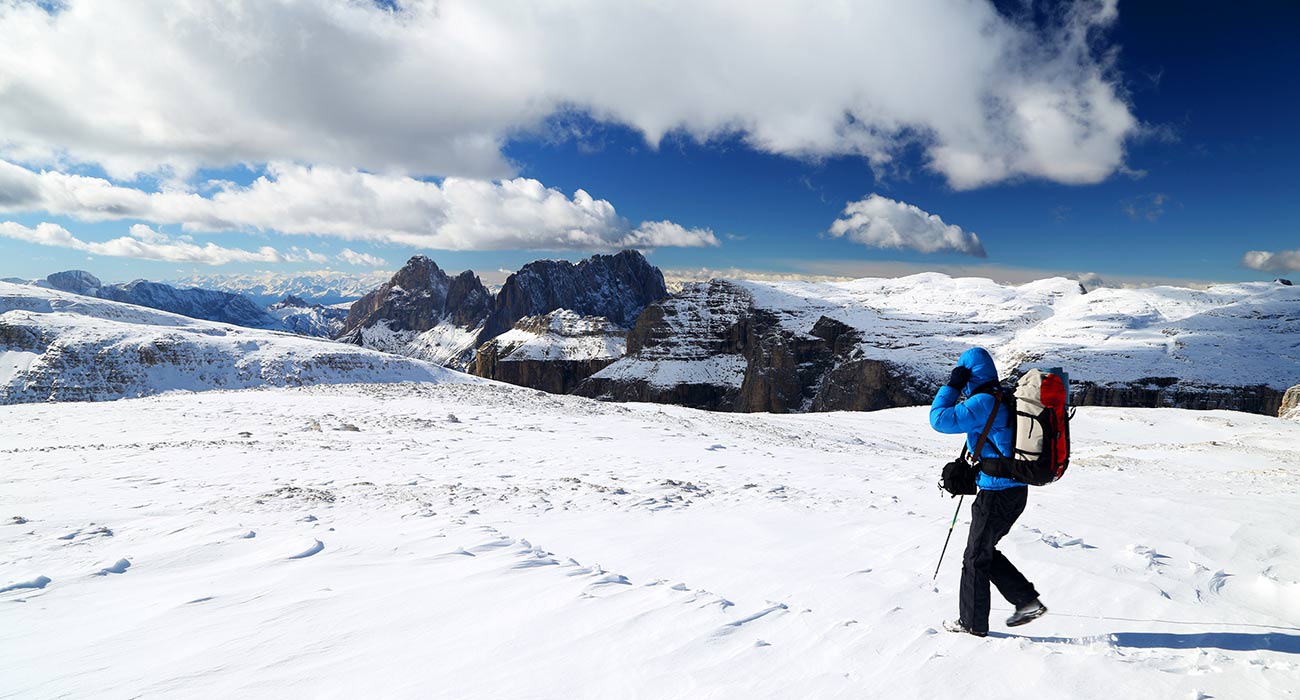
left=1006, top=599, right=1047, bottom=627
left=942, top=619, right=987, bottom=637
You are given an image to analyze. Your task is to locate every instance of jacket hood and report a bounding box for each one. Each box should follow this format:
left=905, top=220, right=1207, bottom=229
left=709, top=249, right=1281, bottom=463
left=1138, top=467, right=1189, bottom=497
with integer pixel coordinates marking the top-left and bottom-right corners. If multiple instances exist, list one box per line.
left=958, top=346, right=1000, bottom=392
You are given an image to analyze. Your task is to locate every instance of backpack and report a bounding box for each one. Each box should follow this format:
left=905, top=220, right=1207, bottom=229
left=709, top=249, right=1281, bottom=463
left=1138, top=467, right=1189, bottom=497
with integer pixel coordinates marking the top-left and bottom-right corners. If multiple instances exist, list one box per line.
left=979, top=368, right=1074, bottom=486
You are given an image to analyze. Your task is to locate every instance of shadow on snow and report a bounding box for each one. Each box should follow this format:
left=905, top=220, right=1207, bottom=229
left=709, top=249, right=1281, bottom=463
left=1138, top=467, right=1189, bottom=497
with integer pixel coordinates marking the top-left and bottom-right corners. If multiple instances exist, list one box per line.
left=990, top=631, right=1300, bottom=654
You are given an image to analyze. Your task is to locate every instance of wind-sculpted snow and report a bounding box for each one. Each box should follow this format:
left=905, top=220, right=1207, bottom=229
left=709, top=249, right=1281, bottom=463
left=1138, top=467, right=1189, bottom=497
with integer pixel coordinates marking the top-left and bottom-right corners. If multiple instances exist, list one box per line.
left=2, top=383, right=1298, bottom=698
left=0, top=282, right=478, bottom=404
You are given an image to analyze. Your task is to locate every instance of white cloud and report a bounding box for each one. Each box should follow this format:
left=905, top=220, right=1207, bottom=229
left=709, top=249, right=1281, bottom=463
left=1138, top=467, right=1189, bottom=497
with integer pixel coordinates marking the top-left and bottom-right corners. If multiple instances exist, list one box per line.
left=338, top=248, right=387, bottom=268
left=0, top=221, right=285, bottom=265
left=0, top=0, right=1136, bottom=188
left=617, top=221, right=719, bottom=250
left=0, top=160, right=717, bottom=251
left=828, top=194, right=986, bottom=257
left=1242, top=249, right=1300, bottom=273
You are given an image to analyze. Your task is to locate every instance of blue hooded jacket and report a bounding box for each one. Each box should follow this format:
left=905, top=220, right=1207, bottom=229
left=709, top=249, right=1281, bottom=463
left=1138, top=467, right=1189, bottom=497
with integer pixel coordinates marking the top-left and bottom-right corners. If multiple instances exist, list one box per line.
left=929, top=347, right=1024, bottom=491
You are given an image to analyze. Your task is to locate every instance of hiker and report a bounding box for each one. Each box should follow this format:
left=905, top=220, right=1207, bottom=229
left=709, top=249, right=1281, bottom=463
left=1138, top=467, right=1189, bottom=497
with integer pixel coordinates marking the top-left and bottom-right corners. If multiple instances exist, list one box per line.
left=930, top=347, right=1047, bottom=636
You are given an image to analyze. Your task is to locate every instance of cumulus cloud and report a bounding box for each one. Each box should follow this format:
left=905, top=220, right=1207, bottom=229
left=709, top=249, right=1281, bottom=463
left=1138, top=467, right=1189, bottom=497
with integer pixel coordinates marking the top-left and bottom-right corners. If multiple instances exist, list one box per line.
left=0, top=0, right=1136, bottom=188
left=338, top=248, right=387, bottom=268
left=1242, top=249, right=1300, bottom=273
left=617, top=221, right=719, bottom=250
left=0, top=160, right=717, bottom=251
left=828, top=194, right=986, bottom=257
left=0, top=221, right=285, bottom=265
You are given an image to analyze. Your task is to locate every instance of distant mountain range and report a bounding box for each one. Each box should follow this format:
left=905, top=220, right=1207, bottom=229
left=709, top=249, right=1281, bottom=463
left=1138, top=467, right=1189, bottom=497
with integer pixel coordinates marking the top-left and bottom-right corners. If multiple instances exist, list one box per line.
left=41, top=270, right=285, bottom=330
left=6, top=256, right=1297, bottom=416
left=0, top=281, right=476, bottom=404
left=166, top=270, right=393, bottom=306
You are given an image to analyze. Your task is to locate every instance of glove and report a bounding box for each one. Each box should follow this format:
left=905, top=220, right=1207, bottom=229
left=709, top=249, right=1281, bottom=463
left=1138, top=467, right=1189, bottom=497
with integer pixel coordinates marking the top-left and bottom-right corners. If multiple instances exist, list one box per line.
left=946, top=365, right=972, bottom=390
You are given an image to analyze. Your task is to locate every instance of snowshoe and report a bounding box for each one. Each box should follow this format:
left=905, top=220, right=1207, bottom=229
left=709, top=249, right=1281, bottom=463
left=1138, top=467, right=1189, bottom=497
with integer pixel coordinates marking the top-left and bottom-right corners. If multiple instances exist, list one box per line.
left=1006, top=599, right=1047, bottom=627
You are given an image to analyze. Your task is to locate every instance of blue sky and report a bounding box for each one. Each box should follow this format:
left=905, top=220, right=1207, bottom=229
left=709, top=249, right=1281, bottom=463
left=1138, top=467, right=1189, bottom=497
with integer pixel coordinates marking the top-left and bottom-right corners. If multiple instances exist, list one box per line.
left=1, top=0, right=1297, bottom=286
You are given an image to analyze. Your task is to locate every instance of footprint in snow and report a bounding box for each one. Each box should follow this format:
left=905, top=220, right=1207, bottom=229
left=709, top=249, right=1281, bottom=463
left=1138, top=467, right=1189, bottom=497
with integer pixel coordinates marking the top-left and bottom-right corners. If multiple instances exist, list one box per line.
left=1040, top=531, right=1092, bottom=549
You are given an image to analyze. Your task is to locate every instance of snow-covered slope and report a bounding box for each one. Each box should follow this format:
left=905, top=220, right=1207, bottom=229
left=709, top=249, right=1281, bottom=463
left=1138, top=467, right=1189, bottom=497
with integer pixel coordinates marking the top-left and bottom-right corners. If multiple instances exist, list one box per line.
left=472, top=310, right=627, bottom=394
left=483, top=309, right=626, bottom=363
left=0, top=282, right=477, bottom=403
left=167, top=270, right=392, bottom=306
left=266, top=295, right=348, bottom=338
left=585, top=274, right=1300, bottom=413
left=2, top=383, right=1297, bottom=699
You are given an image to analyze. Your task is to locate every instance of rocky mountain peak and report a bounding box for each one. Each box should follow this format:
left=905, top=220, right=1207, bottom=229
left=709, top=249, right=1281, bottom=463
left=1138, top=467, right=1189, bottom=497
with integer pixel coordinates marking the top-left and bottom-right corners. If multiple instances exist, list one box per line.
left=46, top=270, right=103, bottom=295
left=479, top=250, right=667, bottom=343
left=338, top=255, right=492, bottom=340
left=390, top=255, right=448, bottom=292
left=274, top=294, right=311, bottom=309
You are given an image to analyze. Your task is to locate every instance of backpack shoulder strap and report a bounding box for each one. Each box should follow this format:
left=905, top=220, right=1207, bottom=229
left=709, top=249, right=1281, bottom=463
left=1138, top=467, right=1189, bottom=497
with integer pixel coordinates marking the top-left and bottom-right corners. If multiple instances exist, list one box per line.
left=968, top=388, right=1003, bottom=463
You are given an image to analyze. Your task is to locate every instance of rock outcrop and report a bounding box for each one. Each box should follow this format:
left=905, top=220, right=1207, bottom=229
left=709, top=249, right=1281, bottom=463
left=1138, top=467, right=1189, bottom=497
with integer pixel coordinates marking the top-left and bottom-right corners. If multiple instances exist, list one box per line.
left=42, top=271, right=284, bottom=330
left=1281, top=384, right=1300, bottom=420
left=473, top=310, right=625, bottom=394
left=574, top=280, right=929, bottom=412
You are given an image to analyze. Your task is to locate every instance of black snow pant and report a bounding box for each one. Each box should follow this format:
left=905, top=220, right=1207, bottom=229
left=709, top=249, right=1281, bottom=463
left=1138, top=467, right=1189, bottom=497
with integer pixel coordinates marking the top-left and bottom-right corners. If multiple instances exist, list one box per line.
left=959, top=486, right=1039, bottom=634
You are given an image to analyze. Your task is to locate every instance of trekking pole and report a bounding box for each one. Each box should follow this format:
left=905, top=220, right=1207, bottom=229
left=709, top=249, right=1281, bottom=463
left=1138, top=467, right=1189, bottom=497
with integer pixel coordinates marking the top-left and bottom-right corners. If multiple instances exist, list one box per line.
left=932, top=495, right=964, bottom=582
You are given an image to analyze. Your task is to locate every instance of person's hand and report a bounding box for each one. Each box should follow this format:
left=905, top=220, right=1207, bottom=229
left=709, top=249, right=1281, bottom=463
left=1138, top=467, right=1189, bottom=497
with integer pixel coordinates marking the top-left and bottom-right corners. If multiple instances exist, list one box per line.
left=946, top=365, right=972, bottom=390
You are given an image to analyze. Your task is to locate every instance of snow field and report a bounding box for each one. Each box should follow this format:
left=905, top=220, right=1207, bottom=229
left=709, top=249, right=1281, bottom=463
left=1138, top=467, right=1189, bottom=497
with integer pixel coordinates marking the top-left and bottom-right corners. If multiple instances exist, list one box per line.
left=1, top=383, right=1298, bottom=699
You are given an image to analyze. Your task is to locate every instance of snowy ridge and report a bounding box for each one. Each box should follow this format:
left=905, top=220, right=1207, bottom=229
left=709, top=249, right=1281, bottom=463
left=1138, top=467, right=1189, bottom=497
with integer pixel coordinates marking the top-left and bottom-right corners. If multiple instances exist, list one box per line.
left=2, top=383, right=1297, bottom=698
left=595, top=274, right=1299, bottom=408
left=488, top=310, right=626, bottom=362
left=346, top=319, right=484, bottom=369
left=0, top=282, right=478, bottom=403
left=737, top=273, right=1299, bottom=388
left=266, top=296, right=348, bottom=338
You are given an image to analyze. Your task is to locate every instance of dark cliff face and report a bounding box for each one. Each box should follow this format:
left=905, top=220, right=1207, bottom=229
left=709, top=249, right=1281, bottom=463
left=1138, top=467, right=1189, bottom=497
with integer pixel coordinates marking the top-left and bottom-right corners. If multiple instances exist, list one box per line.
left=478, top=250, right=667, bottom=344
left=338, top=256, right=492, bottom=339
left=472, top=310, right=625, bottom=394
left=1072, top=381, right=1287, bottom=415
left=44, top=271, right=282, bottom=330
